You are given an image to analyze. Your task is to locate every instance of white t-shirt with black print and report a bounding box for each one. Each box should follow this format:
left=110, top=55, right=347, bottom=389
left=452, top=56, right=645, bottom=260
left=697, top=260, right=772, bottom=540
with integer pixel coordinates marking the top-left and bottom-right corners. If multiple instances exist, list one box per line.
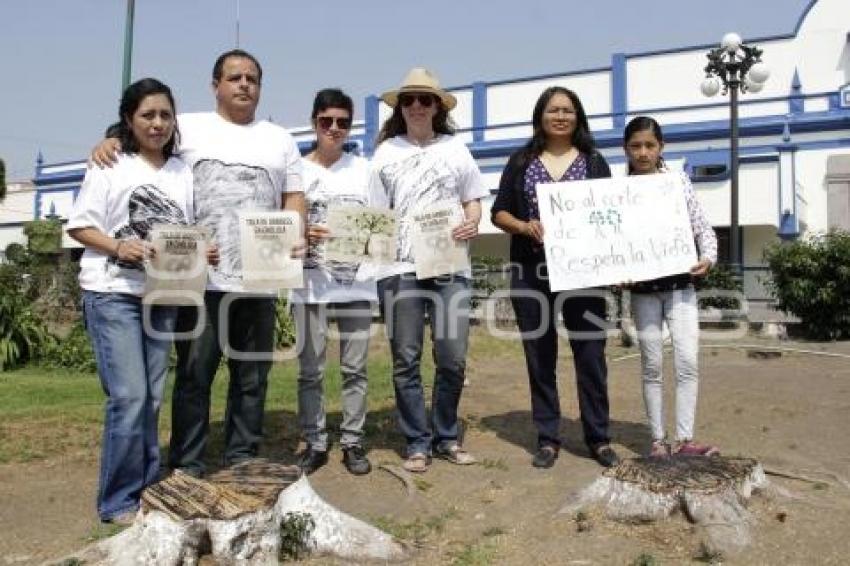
left=67, top=154, right=194, bottom=296
left=368, top=134, right=488, bottom=278
left=289, top=153, right=377, bottom=304
left=178, top=112, right=303, bottom=293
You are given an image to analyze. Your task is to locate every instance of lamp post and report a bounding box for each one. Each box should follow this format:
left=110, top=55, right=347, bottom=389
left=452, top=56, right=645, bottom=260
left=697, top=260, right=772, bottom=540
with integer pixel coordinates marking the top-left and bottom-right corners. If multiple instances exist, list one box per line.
left=700, top=33, right=770, bottom=278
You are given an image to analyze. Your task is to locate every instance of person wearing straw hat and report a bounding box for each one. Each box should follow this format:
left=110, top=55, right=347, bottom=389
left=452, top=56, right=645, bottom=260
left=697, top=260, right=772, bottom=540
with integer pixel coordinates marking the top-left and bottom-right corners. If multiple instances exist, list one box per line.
left=369, top=67, right=488, bottom=473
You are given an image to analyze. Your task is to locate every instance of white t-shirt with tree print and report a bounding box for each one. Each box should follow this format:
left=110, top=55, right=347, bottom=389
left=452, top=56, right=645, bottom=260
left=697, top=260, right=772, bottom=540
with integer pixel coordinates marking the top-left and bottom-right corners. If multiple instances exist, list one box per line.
left=67, top=154, right=194, bottom=296
left=290, top=153, right=377, bottom=304
left=368, top=134, right=488, bottom=278
left=178, top=112, right=303, bottom=293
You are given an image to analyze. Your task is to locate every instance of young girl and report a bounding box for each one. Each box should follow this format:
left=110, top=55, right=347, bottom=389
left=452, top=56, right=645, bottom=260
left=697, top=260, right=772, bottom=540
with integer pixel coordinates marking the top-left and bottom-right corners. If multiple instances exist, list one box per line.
left=623, top=116, right=719, bottom=458
left=68, top=78, right=215, bottom=523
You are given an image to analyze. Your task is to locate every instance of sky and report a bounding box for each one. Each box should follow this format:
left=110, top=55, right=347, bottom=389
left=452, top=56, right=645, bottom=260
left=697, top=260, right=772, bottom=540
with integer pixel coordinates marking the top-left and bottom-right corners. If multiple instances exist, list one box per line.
left=0, top=0, right=812, bottom=182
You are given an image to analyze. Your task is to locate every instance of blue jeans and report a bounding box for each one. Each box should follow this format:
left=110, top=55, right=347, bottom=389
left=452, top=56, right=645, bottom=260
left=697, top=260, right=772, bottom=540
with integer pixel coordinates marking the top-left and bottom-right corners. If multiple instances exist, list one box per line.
left=83, top=291, right=177, bottom=521
left=378, top=273, right=471, bottom=456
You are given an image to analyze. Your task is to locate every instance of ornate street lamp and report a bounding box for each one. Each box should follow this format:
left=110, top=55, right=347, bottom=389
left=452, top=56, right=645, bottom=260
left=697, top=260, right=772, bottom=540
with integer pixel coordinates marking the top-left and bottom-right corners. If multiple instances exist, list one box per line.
left=700, top=33, right=770, bottom=277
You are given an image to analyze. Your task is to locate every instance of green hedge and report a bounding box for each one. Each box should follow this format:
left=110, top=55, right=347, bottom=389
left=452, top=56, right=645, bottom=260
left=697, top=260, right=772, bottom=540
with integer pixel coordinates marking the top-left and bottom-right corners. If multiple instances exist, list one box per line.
left=764, top=230, right=850, bottom=339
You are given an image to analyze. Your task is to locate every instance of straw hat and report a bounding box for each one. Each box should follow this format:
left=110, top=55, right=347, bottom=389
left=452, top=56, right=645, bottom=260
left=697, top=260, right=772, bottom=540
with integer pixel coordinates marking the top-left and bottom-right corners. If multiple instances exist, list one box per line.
left=380, top=67, right=457, bottom=110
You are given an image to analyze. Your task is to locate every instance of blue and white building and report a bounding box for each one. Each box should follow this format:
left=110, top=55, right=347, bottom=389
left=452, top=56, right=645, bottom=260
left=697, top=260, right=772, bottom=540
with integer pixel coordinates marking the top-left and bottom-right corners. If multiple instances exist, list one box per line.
left=12, top=0, right=850, bottom=302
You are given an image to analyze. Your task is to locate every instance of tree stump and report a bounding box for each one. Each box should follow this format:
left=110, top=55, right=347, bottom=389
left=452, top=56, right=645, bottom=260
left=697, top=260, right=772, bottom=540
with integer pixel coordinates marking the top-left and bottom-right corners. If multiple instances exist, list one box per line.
left=56, top=460, right=406, bottom=565
left=560, top=455, right=771, bottom=555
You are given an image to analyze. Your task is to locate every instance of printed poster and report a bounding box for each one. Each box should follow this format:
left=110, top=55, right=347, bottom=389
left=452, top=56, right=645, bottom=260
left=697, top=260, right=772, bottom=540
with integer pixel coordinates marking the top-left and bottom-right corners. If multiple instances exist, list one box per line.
left=411, top=200, right=470, bottom=279
left=238, top=211, right=304, bottom=291
left=144, top=224, right=209, bottom=305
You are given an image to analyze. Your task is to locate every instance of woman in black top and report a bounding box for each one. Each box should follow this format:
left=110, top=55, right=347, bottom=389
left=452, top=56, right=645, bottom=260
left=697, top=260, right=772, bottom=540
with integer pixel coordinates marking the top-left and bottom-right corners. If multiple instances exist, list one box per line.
left=491, top=86, right=620, bottom=469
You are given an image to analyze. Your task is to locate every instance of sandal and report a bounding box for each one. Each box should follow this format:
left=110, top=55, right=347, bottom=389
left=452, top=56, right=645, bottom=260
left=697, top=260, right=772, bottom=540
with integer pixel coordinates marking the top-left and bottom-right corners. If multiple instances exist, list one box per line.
left=402, top=453, right=431, bottom=473
left=434, top=443, right=476, bottom=465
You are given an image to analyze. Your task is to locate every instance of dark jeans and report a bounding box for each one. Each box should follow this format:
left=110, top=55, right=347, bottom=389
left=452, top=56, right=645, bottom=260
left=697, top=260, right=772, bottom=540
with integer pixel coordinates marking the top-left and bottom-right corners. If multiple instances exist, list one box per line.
left=169, top=291, right=276, bottom=475
left=509, top=262, right=611, bottom=451
left=378, top=273, right=471, bottom=456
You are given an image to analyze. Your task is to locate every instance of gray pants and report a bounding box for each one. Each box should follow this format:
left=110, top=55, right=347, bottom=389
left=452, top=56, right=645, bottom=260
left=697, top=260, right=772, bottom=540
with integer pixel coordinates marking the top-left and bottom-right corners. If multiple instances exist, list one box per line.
left=293, top=301, right=373, bottom=451
left=631, top=287, right=700, bottom=442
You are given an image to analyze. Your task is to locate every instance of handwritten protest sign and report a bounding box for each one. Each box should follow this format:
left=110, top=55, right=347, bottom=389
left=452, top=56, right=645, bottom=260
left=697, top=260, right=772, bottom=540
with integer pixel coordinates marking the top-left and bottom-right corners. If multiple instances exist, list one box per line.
left=536, top=172, right=698, bottom=291
left=239, top=211, right=303, bottom=291
left=144, top=225, right=209, bottom=305
left=411, top=200, right=469, bottom=279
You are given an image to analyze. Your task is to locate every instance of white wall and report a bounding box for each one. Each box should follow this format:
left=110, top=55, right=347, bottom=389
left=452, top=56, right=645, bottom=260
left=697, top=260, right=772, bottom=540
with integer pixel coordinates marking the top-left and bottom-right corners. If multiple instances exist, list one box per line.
left=794, top=149, right=833, bottom=232
left=0, top=184, right=36, bottom=224
left=795, top=0, right=850, bottom=92
left=486, top=72, right=612, bottom=141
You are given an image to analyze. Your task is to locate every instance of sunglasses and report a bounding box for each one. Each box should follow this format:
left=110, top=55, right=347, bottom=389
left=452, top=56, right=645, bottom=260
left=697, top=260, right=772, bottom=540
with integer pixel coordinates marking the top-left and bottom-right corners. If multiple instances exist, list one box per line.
left=316, top=116, right=352, bottom=130
left=399, top=93, right=436, bottom=108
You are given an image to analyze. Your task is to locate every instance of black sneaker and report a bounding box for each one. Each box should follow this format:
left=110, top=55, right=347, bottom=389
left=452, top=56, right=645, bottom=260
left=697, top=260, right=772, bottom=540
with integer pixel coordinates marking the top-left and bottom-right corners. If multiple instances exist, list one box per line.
left=532, top=445, right=558, bottom=468
left=590, top=444, right=620, bottom=468
left=297, top=446, right=329, bottom=475
left=342, top=445, right=372, bottom=475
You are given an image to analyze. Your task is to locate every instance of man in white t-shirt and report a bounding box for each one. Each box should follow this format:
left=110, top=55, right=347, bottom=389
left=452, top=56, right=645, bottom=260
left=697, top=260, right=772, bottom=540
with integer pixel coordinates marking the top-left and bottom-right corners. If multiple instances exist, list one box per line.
left=93, top=49, right=305, bottom=477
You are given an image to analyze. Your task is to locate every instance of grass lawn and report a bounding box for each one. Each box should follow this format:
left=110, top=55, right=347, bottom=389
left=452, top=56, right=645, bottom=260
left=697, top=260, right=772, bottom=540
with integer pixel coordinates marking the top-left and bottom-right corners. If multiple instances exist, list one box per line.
left=0, top=324, right=601, bottom=466
left=0, top=326, right=414, bottom=465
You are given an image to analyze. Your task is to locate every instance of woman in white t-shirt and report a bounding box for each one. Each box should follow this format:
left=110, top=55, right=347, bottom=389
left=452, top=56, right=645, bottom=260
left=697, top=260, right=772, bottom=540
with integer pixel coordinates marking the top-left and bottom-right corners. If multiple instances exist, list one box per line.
left=290, top=89, right=375, bottom=476
left=67, top=78, right=215, bottom=524
left=370, top=68, right=489, bottom=473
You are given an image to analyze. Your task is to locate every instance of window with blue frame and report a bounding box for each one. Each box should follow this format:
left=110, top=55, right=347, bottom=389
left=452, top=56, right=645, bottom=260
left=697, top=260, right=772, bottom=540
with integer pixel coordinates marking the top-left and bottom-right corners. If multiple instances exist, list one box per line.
left=684, top=150, right=730, bottom=182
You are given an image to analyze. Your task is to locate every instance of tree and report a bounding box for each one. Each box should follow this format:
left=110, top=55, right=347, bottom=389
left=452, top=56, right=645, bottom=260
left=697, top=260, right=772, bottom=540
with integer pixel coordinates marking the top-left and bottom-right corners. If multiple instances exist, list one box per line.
left=351, top=211, right=394, bottom=256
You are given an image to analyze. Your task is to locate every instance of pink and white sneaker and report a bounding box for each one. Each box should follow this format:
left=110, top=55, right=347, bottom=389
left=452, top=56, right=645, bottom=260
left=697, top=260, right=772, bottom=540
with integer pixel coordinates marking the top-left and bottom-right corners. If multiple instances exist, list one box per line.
left=674, top=440, right=720, bottom=457
left=649, top=440, right=670, bottom=458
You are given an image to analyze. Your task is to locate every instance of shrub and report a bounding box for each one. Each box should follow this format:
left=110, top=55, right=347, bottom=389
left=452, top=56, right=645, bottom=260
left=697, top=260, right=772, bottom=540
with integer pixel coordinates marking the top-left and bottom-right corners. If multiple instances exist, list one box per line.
left=0, top=287, right=54, bottom=370
left=275, top=298, right=296, bottom=349
left=763, top=230, right=850, bottom=339
left=278, top=512, right=314, bottom=561
left=1, top=243, right=81, bottom=326
left=4, top=242, right=27, bottom=264
left=471, top=255, right=506, bottom=309
left=695, top=263, right=743, bottom=311
left=23, top=219, right=63, bottom=254
left=39, top=322, right=97, bottom=373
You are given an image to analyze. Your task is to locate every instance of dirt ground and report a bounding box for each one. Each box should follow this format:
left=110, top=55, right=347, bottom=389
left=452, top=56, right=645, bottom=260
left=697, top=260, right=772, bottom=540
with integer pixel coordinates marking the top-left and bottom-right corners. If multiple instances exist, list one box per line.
left=2, top=330, right=849, bottom=565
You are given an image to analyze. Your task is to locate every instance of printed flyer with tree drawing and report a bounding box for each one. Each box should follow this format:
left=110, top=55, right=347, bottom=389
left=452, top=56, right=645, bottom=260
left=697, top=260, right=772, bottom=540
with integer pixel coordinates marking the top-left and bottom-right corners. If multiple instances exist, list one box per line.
left=536, top=172, right=697, bottom=291
left=325, top=206, right=397, bottom=264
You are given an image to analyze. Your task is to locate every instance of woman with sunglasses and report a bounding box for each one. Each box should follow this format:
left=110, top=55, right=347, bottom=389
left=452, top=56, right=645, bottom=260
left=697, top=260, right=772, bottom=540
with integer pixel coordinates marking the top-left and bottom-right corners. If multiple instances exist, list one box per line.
left=491, top=87, right=620, bottom=470
left=369, top=68, right=488, bottom=473
left=290, top=88, right=374, bottom=476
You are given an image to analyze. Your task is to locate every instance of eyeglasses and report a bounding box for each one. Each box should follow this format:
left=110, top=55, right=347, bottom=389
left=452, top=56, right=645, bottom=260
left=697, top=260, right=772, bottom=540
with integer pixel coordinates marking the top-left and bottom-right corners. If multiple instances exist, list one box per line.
left=399, top=93, right=436, bottom=108
left=316, top=116, right=352, bottom=130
